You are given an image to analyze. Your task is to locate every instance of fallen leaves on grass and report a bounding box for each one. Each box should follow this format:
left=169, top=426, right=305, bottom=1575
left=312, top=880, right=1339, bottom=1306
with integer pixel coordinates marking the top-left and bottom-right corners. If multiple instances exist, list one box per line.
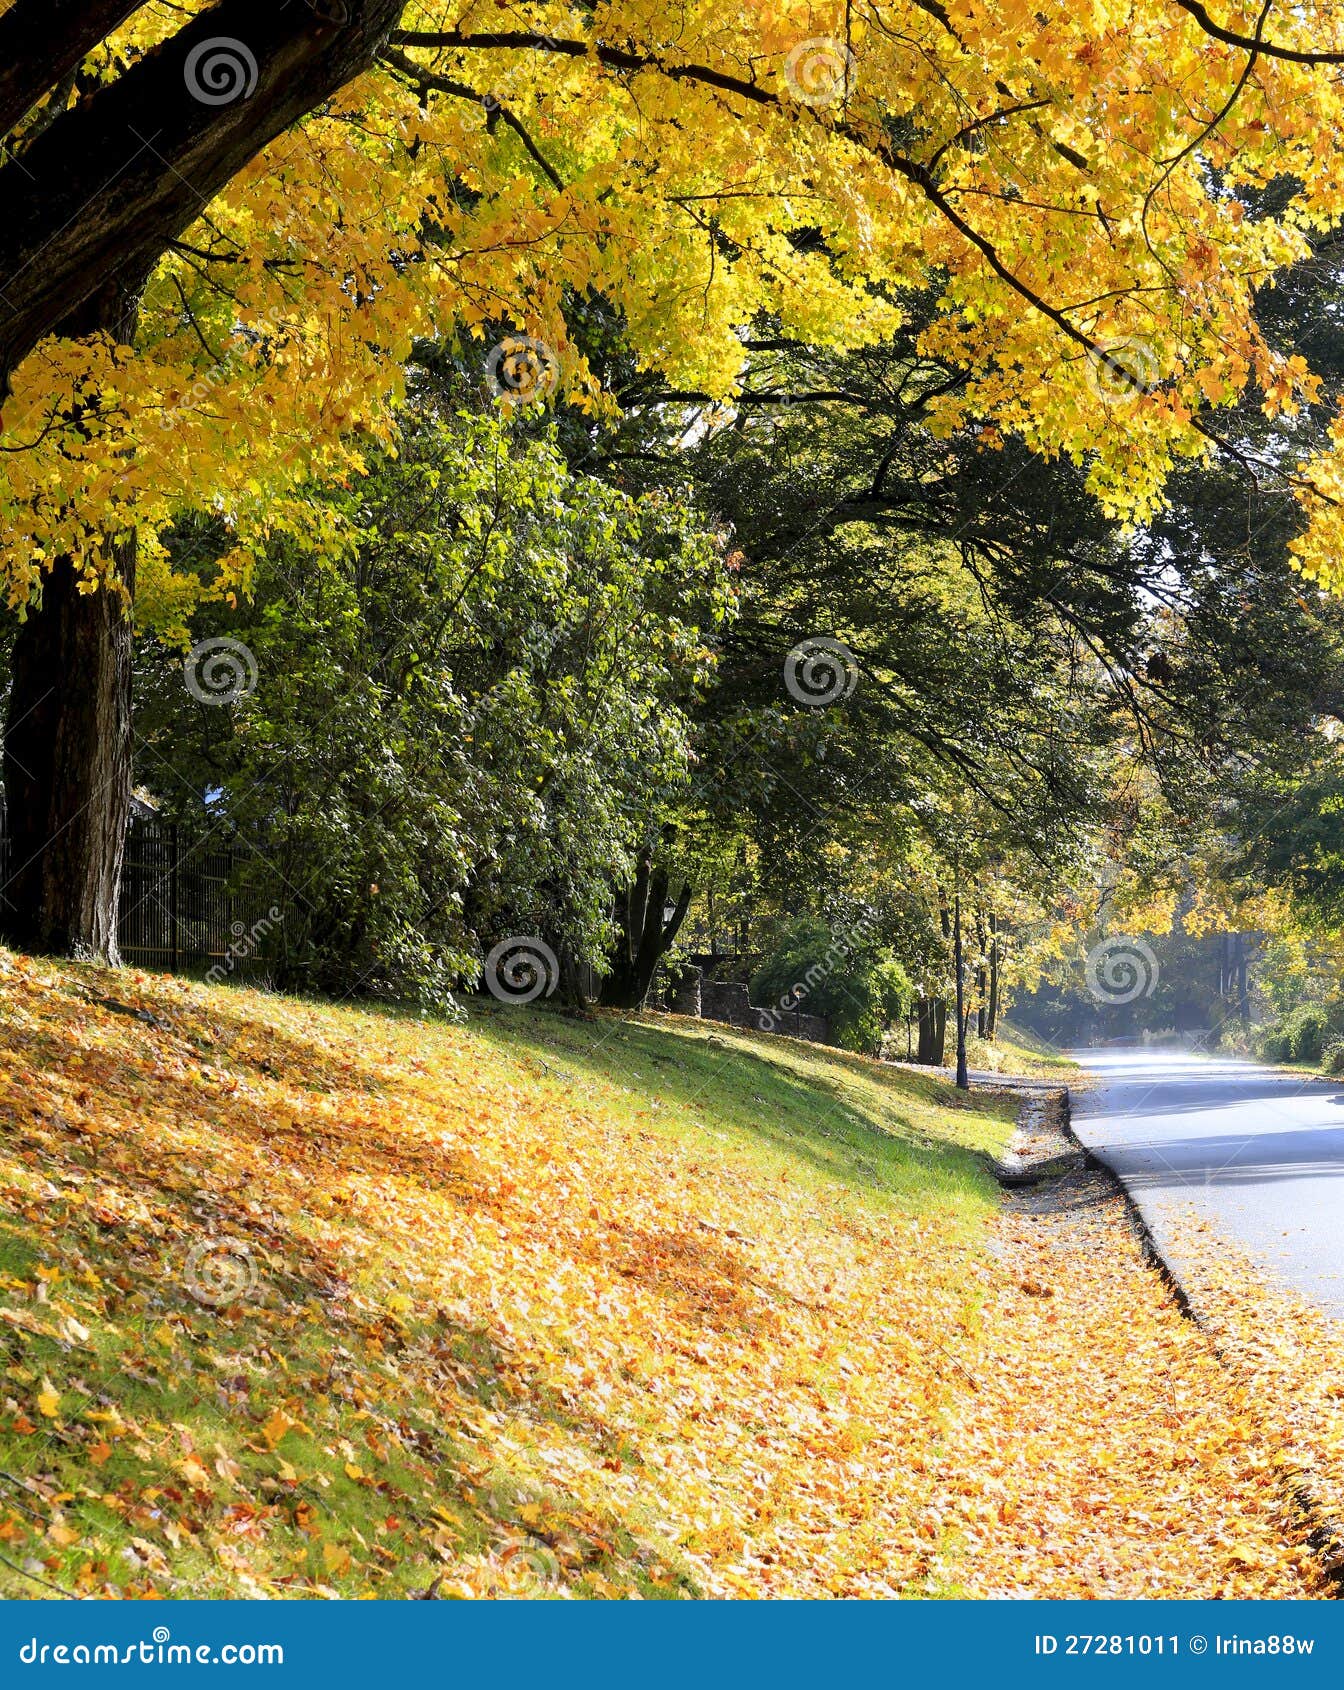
left=0, top=950, right=1328, bottom=1601
left=1168, top=1214, right=1344, bottom=1563
left=0, top=949, right=1004, bottom=1598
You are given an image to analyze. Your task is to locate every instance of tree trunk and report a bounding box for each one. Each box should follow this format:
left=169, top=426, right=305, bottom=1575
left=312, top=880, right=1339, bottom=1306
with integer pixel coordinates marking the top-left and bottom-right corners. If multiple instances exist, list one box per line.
left=954, top=891, right=969, bottom=1090
left=987, top=913, right=1000, bottom=1039
left=1, top=285, right=139, bottom=963
left=2, top=550, right=135, bottom=962
left=557, top=946, right=595, bottom=1011
left=916, top=996, right=943, bottom=1064
left=916, top=998, right=931, bottom=1061
left=928, top=885, right=954, bottom=1066
left=598, top=854, right=691, bottom=1009
left=1236, top=932, right=1250, bottom=1027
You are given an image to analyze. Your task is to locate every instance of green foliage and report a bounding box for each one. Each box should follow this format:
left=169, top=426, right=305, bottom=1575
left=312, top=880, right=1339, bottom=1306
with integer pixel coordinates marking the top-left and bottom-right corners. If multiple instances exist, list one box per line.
left=1254, top=1002, right=1336, bottom=1066
left=135, top=402, right=731, bottom=1003
left=568, top=312, right=1344, bottom=1031
left=750, top=915, right=914, bottom=1055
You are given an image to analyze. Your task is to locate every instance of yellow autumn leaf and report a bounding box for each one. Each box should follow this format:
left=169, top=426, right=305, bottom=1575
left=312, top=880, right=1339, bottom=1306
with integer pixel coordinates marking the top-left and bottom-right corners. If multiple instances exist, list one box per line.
left=261, top=1410, right=295, bottom=1450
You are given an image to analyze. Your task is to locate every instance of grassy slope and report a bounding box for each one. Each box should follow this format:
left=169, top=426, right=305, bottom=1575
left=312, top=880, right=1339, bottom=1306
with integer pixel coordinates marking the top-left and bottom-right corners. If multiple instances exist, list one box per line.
left=0, top=952, right=1015, bottom=1599
left=966, top=1020, right=1078, bottom=1076
left=883, top=1019, right=1079, bottom=1079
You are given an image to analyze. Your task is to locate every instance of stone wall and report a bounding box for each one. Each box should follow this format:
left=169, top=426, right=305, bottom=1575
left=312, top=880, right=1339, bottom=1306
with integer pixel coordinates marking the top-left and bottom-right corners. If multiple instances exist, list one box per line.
left=653, top=967, right=832, bottom=1046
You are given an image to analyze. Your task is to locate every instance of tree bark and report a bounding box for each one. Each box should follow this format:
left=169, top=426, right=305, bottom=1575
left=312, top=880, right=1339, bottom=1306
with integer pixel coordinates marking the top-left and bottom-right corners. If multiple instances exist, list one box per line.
left=2, top=548, right=135, bottom=962
left=1236, top=932, right=1250, bottom=1027
left=915, top=885, right=953, bottom=1067
left=0, top=0, right=142, bottom=144
left=915, top=997, right=948, bottom=1065
left=1, top=284, right=139, bottom=962
left=987, top=912, right=1000, bottom=1039
left=916, top=996, right=937, bottom=1063
left=598, top=855, right=691, bottom=1009
left=557, top=946, right=595, bottom=1012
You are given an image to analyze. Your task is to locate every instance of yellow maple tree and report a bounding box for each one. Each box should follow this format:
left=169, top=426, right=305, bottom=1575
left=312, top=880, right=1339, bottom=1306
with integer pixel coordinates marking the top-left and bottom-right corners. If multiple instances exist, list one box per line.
left=6, top=0, right=1344, bottom=955
left=7, top=1, right=1344, bottom=601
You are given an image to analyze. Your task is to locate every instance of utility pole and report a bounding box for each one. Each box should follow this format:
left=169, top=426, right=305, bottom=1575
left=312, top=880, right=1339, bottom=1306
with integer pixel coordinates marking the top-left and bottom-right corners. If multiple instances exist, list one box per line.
left=954, top=887, right=969, bottom=1090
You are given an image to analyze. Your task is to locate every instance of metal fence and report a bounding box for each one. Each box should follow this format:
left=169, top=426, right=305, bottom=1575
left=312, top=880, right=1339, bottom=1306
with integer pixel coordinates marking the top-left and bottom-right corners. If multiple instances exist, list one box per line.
left=0, top=801, right=274, bottom=978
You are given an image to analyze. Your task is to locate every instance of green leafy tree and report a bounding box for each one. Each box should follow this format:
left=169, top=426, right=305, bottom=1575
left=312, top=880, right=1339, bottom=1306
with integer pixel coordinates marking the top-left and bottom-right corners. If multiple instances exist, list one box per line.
left=750, top=914, right=914, bottom=1055
left=134, top=400, right=731, bottom=1003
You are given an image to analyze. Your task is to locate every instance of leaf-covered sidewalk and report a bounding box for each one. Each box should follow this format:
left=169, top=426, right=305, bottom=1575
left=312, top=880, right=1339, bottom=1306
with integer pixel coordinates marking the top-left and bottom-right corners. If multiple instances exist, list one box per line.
left=928, top=1154, right=1326, bottom=1597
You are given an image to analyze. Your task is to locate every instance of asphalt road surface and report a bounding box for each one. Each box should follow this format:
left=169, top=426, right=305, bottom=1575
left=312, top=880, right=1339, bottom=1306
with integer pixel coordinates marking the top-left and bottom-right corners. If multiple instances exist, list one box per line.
left=1070, top=1048, right=1344, bottom=1317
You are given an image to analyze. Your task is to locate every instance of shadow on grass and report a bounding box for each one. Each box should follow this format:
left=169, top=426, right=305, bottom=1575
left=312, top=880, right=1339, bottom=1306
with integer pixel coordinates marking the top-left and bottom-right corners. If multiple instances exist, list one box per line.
left=466, top=1003, right=1011, bottom=1218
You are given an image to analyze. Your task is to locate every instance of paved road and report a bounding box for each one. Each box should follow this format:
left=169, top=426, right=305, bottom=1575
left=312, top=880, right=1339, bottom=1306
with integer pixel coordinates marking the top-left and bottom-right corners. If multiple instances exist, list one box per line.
left=1070, top=1048, right=1344, bottom=1317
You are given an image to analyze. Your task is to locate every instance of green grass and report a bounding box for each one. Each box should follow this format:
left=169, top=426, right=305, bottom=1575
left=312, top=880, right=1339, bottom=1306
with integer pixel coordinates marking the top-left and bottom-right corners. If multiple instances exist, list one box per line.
left=971, top=1019, right=1079, bottom=1075
left=470, top=1005, right=1014, bottom=1228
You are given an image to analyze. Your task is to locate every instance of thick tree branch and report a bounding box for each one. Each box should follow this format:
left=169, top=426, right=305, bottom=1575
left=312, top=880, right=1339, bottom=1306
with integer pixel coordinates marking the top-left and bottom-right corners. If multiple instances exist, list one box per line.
left=1169, top=0, right=1344, bottom=63
left=0, top=0, right=405, bottom=394
left=0, top=0, right=144, bottom=143
left=388, top=29, right=778, bottom=104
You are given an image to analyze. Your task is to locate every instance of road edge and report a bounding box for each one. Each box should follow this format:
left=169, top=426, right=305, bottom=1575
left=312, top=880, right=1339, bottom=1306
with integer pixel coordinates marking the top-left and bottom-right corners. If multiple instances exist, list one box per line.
left=1049, top=1082, right=1344, bottom=1594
